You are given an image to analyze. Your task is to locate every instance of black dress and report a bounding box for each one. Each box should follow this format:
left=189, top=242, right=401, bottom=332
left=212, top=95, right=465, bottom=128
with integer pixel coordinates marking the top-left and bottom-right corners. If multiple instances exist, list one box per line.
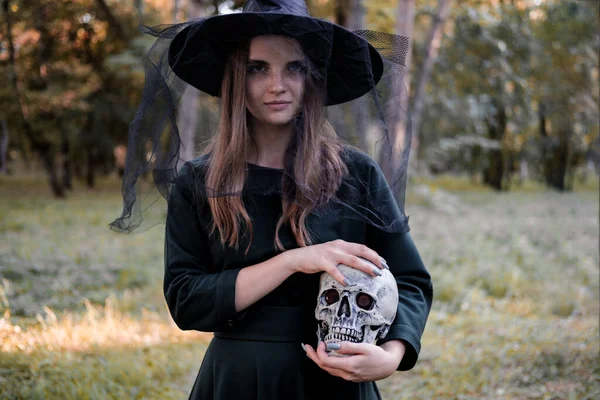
left=164, top=147, right=433, bottom=400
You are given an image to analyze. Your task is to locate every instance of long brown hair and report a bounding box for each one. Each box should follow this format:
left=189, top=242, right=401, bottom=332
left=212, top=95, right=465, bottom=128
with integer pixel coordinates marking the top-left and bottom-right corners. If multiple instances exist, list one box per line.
left=198, top=39, right=348, bottom=255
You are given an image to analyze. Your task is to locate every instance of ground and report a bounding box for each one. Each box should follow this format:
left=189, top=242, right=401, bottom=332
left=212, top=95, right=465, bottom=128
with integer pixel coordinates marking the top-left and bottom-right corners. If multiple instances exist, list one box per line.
left=0, top=175, right=598, bottom=399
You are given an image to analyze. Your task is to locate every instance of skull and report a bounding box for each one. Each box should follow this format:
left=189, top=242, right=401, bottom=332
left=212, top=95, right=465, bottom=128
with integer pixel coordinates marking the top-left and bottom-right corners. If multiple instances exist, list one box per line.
left=315, top=257, right=398, bottom=353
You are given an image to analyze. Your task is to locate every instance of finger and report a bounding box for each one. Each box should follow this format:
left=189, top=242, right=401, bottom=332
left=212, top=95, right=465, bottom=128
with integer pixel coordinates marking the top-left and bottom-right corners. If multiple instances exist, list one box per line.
left=339, top=253, right=382, bottom=277
left=304, top=344, right=321, bottom=365
left=320, top=363, right=359, bottom=382
left=332, top=341, right=371, bottom=356
left=321, top=365, right=349, bottom=379
left=317, top=343, right=355, bottom=371
left=311, top=343, right=342, bottom=371
left=324, top=263, right=353, bottom=287
left=311, top=343, right=348, bottom=377
left=349, top=242, right=388, bottom=270
left=317, top=340, right=329, bottom=357
left=317, top=341, right=330, bottom=358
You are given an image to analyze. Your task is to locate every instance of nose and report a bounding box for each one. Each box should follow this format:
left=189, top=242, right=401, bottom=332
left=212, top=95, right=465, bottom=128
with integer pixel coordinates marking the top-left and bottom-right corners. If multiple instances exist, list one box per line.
left=268, top=70, right=286, bottom=93
left=337, top=295, right=351, bottom=318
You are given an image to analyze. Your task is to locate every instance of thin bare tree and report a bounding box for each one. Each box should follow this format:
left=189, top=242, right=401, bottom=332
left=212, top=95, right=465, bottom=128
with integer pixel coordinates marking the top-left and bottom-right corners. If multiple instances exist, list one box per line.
left=384, top=0, right=452, bottom=179
left=410, top=0, right=451, bottom=155
left=347, top=0, right=368, bottom=151
left=135, top=0, right=145, bottom=21
left=176, top=0, right=208, bottom=167
left=173, top=0, right=180, bottom=22
left=381, top=0, right=415, bottom=182
left=0, top=120, right=8, bottom=174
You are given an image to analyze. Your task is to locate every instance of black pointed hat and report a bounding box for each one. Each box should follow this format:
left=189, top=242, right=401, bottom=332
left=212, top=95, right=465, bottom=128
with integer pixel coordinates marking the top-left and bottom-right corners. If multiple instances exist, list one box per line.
left=168, top=0, right=384, bottom=105
left=110, top=0, right=413, bottom=235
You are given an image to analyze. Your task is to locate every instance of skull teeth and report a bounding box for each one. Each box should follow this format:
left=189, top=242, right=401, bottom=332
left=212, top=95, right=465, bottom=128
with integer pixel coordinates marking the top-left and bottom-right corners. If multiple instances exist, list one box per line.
left=330, top=327, right=360, bottom=337
left=325, top=333, right=360, bottom=343
left=324, top=327, right=362, bottom=343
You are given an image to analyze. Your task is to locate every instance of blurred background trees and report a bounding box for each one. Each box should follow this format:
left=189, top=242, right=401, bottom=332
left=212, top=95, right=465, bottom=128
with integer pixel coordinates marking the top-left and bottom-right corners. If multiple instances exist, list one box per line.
left=1, top=0, right=598, bottom=195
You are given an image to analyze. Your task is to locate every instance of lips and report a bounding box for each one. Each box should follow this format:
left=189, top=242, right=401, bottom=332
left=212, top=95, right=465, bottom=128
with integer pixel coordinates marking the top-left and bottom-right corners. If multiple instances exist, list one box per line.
left=264, top=102, right=291, bottom=110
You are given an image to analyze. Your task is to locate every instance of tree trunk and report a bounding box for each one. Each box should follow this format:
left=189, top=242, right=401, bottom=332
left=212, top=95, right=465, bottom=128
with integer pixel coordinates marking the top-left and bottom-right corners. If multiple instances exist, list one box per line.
left=410, top=0, right=451, bottom=159
left=31, top=6, right=51, bottom=91
left=173, top=0, right=180, bottom=22
left=335, top=0, right=348, bottom=27
left=347, top=0, right=368, bottom=152
left=539, top=101, right=551, bottom=183
left=325, top=1, right=349, bottom=142
left=539, top=101, right=570, bottom=191
left=0, top=120, right=8, bottom=174
left=94, top=0, right=128, bottom=41
left=381, top=0, right=415, bottom=182
left=87, top=145, right=96, bottom=188
left=41, top=150, right=64, bottom=197
left=61, top=126, right=72, bottom=190
left=2, top=0, right=65, bottom=197
left=328, top=0, right=368, bottom=151
left=483, top=100, right=506, bottom=191
left=135, top=0, right=145, bottom=20
left=546, top=116, right=571, bottom=191
left=177, top=0, right=207, bottom=168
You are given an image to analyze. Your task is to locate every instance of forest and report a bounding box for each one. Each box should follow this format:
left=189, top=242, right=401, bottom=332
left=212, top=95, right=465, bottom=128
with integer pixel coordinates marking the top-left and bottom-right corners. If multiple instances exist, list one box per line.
left=1, top=0, right=598, bottom=192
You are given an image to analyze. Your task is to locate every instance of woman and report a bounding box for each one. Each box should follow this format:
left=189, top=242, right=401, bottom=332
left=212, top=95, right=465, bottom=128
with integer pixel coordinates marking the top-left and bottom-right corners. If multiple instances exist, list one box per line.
left=111, top=1, right=432, bottom=399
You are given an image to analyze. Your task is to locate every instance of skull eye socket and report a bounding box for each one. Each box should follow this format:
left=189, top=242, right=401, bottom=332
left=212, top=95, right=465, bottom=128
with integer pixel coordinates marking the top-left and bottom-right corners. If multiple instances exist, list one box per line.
left=323, top=289, right=340, bottom=305
left=356, top=293, right=374, bottom=310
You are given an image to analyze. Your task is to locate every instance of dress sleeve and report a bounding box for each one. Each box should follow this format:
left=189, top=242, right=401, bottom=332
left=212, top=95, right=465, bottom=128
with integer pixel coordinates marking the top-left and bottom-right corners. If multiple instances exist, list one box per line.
left=163, top=162, right=242, bottom=332
left=364, top=162, right=433, bottom=371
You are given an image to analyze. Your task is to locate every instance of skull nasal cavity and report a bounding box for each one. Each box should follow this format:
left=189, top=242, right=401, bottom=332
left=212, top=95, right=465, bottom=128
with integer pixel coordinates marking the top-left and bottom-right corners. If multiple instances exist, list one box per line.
left=337, top=296, right=351, bottom=318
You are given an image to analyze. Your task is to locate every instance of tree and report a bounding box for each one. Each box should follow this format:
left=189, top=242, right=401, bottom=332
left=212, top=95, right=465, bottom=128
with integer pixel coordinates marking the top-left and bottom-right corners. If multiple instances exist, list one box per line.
left=1, top=0, right=144, bottom=195
left=176, top=0, right=211, bottom=168
left=0, top=120, right=8, bottom=174
left=2, top=0, right=65, bottom=196
left=410, top=0, right=451, bottom=156
left=530, top=0, right=599, bottom=190
left=390, top=0, right=415, bottom=175
left=321, top=0, right=369, bottom=151
left=380, top=0, right=453, bottom=181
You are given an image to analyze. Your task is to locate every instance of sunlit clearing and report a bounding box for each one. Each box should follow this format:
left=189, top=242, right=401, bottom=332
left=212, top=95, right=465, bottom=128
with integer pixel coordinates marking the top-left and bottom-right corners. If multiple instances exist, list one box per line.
left=0, top=298, right=210, bottom=353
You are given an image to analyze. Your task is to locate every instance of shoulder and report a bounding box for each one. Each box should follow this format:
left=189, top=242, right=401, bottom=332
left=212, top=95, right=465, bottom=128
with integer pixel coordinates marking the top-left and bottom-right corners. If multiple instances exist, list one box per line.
left=176, top=154, right=210, bottom=185
left=173, top=154, right=211, bottom=201
left=179, top=154, right=210, bottom=177
left=340, top=145, right=383, bottom=182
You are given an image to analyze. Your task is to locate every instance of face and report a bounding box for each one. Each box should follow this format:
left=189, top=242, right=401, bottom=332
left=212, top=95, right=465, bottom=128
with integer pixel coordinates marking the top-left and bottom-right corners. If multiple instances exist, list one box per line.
left=245, top=35, right=307, bottom=129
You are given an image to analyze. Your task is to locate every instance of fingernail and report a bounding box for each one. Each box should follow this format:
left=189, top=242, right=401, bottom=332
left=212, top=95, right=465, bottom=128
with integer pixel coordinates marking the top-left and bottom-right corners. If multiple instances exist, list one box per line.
left=300, top=343, right=306, bottom=353
left=344, top=278, right=352, bottom=286
left=373, top=267, right=383, bottom=276
left=327, top=343, right=341, bottom=351
left=381, top=257, right=389, bottom=269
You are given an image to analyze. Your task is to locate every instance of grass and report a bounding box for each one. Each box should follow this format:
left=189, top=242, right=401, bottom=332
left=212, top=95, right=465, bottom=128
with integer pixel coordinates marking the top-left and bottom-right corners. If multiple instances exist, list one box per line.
left=1, top=174, right=598, bottom=399
left=411, top=173, right=599, bottom=194
left=0, top=299, right=210, bottom=399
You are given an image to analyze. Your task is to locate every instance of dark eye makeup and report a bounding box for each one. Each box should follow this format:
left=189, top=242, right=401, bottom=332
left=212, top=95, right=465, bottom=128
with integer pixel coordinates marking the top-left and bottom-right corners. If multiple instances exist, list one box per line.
left=246, top=60, right=306, bottom=74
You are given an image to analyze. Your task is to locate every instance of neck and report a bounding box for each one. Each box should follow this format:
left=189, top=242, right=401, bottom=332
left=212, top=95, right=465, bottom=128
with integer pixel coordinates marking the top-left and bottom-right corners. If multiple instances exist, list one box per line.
left=247, top=118, right=294, bottom=169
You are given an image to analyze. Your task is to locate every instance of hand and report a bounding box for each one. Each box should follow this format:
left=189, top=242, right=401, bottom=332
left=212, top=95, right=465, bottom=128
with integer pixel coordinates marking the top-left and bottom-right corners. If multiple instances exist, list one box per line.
left=286, top=239, right=388, bottom=285
left=304, top=340, right=405, bottom=382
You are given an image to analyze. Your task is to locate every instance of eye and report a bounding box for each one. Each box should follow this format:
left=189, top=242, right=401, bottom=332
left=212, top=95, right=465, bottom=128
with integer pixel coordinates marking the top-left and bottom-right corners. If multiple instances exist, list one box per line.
left=323, top=289, right=340, bottom=305
left=288, top=62, right=306, bottom=73
left=247, top=64, right=266, bottom=73
left=356, top=293, right=374, bottom=310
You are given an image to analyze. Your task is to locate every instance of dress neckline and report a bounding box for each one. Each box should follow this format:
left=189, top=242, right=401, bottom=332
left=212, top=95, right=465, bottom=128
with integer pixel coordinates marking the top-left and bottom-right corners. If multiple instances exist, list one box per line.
left=246, top=162, right=285, bottom=172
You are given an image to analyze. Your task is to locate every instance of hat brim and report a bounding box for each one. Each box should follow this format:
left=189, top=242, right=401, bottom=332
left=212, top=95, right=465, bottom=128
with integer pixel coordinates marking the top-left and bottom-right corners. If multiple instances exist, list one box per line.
left=167, top=13, right=384, bottom=106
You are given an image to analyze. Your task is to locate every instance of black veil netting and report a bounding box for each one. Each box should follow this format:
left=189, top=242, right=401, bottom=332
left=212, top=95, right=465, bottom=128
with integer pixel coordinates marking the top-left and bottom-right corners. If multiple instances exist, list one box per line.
left=109, top=15, right=412, bottom=238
